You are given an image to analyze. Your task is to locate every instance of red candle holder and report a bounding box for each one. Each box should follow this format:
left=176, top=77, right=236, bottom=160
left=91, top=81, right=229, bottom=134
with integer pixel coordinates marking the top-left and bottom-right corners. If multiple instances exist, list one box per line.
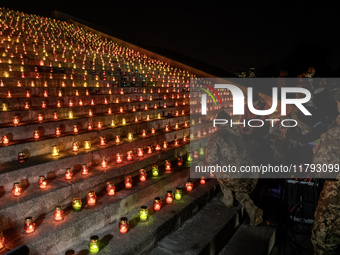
left=38, top=176, right=47, bottom=189
left=119, top=107, right=123, bottom=113
left=108, top=108, right=112, bottom=114
left=89, top=110, right=93, bottom=116
left=147, top=146, right=152, bottom=154
left=163, top=103, right=167, bottom=108
left=155, top=144, right=161, bottom=151
left=73, top=142, right=79, bottom=152
left=55, top=127, right=61, bottom=136
left=163, top=141, right=168, bottom=149
left=24, top=217, right=35, bottom=234
left=26, top=91, right=31, bottom=98
left=7, top=91, right=12, bottom=98
left=73, top=125, right=78, bottom=134
left=100, top=137, right=106, bottom=146
left=2, top=135, right=9, bottom=145
left=183, top=136, right=187, bottom=142
left=165, top=160, right=171, bottom=171
left=154, top=104, right=157, bottom=109
left=53, top=112, right=58, bottom=120
left=38, top=114, right=43, bottom=122
left=65, top=168, right=73, bottom=180
left=90, top=99, right=95, bottom=106
left=134, top=116, right=138, bottom=123
left=33, top=130, right=39, bottom=140
left=120, top=89, right=124, bottom=95
left=12, top=182, right=22, bottom=197
left=137, top=147, right=144, bottom=157
left=101, top=158, right=107, bottom=168
left=54, top=206, right=64, bottom=221
left=115, top=135, right=121, bottom=144
left=193, top=151, right=199, bottom=159
left=186, top=180, right=193, bottom=191
left=124, top=176, right=133, bottom=189
left=104, top=98, right=109, bottom=104
left=174, top=139, right=179, bottom=147
left=127, top=151, right=133, bottom=161
left=97, top=122, right=102, bottom=129
left=153, top=197, right=162, bottom=211
left=87, top=191, right=97, bottom=206
left=0, top=231, right=4, bottom=250
left=200, top=177, right=206, bottom=185
left=151, top=128, right=156, bottom=135
left=106, top=182, right=116, bottom=196
left=177, top=157, right=183, bottom=166
left=165, top=191, right=173, bottom=204
left=82, top=164, right=89, bottom=175
left=69, top=100, right=73, bottom=107
left=139, top=169, right=147, bottom=182
left=88, top=123, right=93, bottom=130
left=24, top=102, right=30, bottom=109
left=18, top=152, right=26, bottom=163
left=79, top=99, right=83, bottom=106
left=13, top=115, right=19, bottom=126
left=132, top=106, right=136, bottom=112
left=119, top=217, right=129, bottom=234
left=116, top=153, right=123, bottom=164
left=57, top=101, right=62, bottom=108
left=144, top=105, right=148, bottom=110
left=165, top=125, right=169, bottom=132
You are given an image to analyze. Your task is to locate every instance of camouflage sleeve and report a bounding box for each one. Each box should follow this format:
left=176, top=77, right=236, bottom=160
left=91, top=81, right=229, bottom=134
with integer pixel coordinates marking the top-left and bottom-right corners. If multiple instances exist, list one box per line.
left=206, top=135, right=220, bottom=165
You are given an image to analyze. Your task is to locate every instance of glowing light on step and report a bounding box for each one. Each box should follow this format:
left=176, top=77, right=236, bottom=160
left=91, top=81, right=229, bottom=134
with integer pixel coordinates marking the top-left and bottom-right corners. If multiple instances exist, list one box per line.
left=65, top=168, right=73, bottom=180
left=87, top=191, right=97, bottom=206
left=151, top=128, right=155, bottom=134
left=84, top=140, right=91, bottom=150
left=54, top=206, right=64, bottom=221
left=200, top=177, right=206, bottom=185
left=97, top=122, right=102, bottom=130
left=152, top=165, right=159, bottom=176
left=139, top=169, right=147, bottom=182
left=101, top=158, right=107, bottom=168
left=53, top=112, right=58, bottom=120
left=72, top=198, right=82, bottom=211
left=88, top=236, right=100, bottom=254
left=12, top=182, right=22, bottom=197
left=122, top=118, right=126, bottom=125
left=157, top=113, right=161, bottom=119
left=17, top=152, right=26, bottom=163
left=137, top=147, right=144, bottom=157
left=186, top=180, right=193, bottom=191
left=88, top=123, right=93, bottom=130
left=13, top=115, right=19, bottom=125
left=175, top=188, right=182, bottom=200
left=38, top=176, right=47, bottom=189
left=124, top=176, right=133, bottom=188
left=119, top=107, right=123, bottom=113
left=51, top=145, right=59, bottom=156
left=119, top=217, right=129, bottom=234
left=165, top=191, right=173, bottom=203
left=139, top=206, right=148, bottom=221
left=24, top=217, right=35, bottom=234
left=127, top=133, right=133, bottom=141
left=81, top=164, right=89, bottom=175
left=106, top=182, right=115, bottom=196
left=72, top=142, right=79, bottom=152
left=0, top=231, right=4, bottom=250
left=147, top=146, right=152, bottom=154
left=165, top=160, right=171, bottom=171
left=153, top=197, right=162, bottom=211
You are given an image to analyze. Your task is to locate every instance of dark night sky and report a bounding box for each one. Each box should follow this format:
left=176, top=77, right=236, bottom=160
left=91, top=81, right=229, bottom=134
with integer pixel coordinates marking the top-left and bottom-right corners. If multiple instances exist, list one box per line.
left=1, top=0, right=340, bottom=76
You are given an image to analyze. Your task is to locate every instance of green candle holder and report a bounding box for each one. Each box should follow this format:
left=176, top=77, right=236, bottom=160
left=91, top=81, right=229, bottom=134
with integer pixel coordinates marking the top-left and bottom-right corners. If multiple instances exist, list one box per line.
left=88, top=236, right=99, bottom=254
left=152, top=165, right=159, bottom=176
left=140, top=206, right=148, bottom=221
left=175, top=188, right=182, bottom=200
left=72, top=198, right=82, bottom=211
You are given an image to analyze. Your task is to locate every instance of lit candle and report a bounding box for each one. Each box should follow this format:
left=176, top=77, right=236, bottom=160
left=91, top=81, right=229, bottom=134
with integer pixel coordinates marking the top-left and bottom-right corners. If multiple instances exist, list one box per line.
left=52, top=145, right=59, bottom=156
left=155, top=144, right=161, bottom=151
left=116, top=153, right=123, bottom=164
left=13, top=115, right=19, bottom=126
left=38, top=176, right=47, bottom=189
left=175, top=188, right=182, bottom=200
left=108, top=108, right=112, bottom=114
left=122, top=118, right=126, bottom=125
left=120, top=89, right=124, bottom=94
left=127, top=97, right=131, bottom=102
left=119, top=217, right=129, bottom=234
left=34, top=130, right=39, bottom=140
left=2, top=103, right=8, bottom=111
left=146, top=115, right=150, bottom=121
left=65, top=168, right=73, bottom=180
left=88, top=236, right=100, bottom=254
left=174, top=139, right=179, bottom=147
left=88, top=123, right=93, bottom=130
left=132, top=106, right=136, bottom=112
left=165, top=160, right=171, bottom=171
left=139, top=206, right=148, bottom=221
left=26, top=90, right=31, bottom=98
left=89, top=110, right=93, bottom=116
left=2, top=135, right=9, bottom=145
left=101, top=158, right=107, bottom=168
left=137, top=147, right=144, bottom=157
left=24, top=217, right=35, bottom=234
left=165, top=125, right=169, bottom=132
left=12, top=182, right=22, bottom=197
left=18, top=152, right=26, bottom=163
left=124, top=175, right=132, bottom=188
left=73, top=142, right=79, bottom=152
left=84, top=140, right=91, bottom=150
left=82, top=164, right=89, bottom=175
left=115, top=135, right=121, bottom=144
left=152, top=165, right=159, bottom=176
left=142, top=130, right=147, bottom=137
left=200, top=177, right=206, bottom=185
left=154, top=104, right=158, bottom=109
left=53, top=112, right=58, bottom=120
left=0, top=231, right=4, bottom=250
left=7, top=91, right=12, bottom=98
left=100, top=137, right=106, bottom=146
left=139, top=169, right=147, bottom=182
left=87, top=191, right=97, bottom=206
left=157, top=113, right=161, bottom=119
left=153, top=197, right=162, bottom=211
left=199, top=147, right=205, bottom=156
left=184, top=121, right=188, bottom=127
left=165, top=191, right=173, bottom=203
left=151, top=128, right=156, bottom=134
left=68, top=111, right=73, bottom=119
left=193, top=151, right=199, bottom=159
left=73, top=125, right=79, bottom=134
left=186, top=180, right=193, bottom=191
left=134, top=116, right=138, bottom=122
left=183, top=136, right=187, bottom=142
left=163, top=141, right=168, bottom=149
left=147, top=146, right=152, bottom=154
left=144, top=105, right=148, bottom=110
left=127, top=133, right=133, bottom=140
left=55, top=127, right=61, bottom=136
left=37, top=114, right=43, bottom=122
left=72, top=198, right=82, bottom=211
left=119, top=107, right=123, bottom=113
left=57, top=101, right=62, bottom=108
left=54, top=205, right=64, bottom=221
left=97, top=122, right=102, bottom=129
left=177, top=157, right=183, bottom=166
left=106, top=182, right=116, bottom=196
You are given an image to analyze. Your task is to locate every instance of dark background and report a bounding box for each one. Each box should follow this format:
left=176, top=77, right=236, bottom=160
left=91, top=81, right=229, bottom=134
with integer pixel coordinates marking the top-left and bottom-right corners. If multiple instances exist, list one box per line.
left=1, top=0, right=340, bottom=77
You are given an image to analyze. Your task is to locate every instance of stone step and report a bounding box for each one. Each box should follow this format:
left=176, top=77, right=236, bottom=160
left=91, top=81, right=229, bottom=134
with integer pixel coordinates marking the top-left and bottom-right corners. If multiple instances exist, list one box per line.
left=219, top=224, right=276, bottom=255
left=57, top=179, right=220, bottom=255
left=0, top=166, right=194, bottom=255
left=149, top=192, right=242, bottom=255
left=0, top=141, right=193, bottom=231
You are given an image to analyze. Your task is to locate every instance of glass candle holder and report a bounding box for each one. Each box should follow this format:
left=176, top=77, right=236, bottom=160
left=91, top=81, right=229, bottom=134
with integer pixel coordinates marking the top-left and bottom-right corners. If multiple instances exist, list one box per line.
left=54, top=205, right=64, bottom=221
left=38, top=176, right=47, bottom=189
left=100, top=137, right=106, bottom=146
left=137, top=147, right=143, bottom=157
left=88, top=236, right=100, bottom=254
left=18, top=152, right=26, bottom=163
left=163, top=141, right=168, bottom=149
left=199, top=147, right=205, bottom=156
left=106, top=182, right=115, bottom=196
left=13, top=115, right=19, bottom=126
left=12, top=182, right=22, bottom=197
left=186, top=180, right=194, bottom=191
left=124, top=175, right=132, bottom=188
left=200, top=177, right=206, bottom=185
left=2, top=135, right=9, bottom=145
left=82, top=164, right=89, bottom=175
left=52, top=145, right=59, bottom=156
left=132, top=106, right=136, bottom=112
left=153, top=197, right=162, bottom=211
left=122, top=118, right=126, bottom=125
left=139, top=169, right=147, bottom=182
left=24, top=217, right=35, bottom=234
left=55, top=127, right=61, bottom=136
left=68, top=111, right=73, bottom=119
left=193, top=151, right=199, bottom=159
left=119, top=217, right=129, bottom=234
left=0, top=231, right=4, bottom=250
left=84, top=140, right=91, bottom=150
left=177, top=157, right=183, bottom=166
left=155, top=144, right=161, bottom=151
left=147, top=146, right=152, bottom=154
left=152, top=165, right=159, bottom=176
left=72, top=198, right=82, bottom=211
left=116, top=153, right=123, bottom=164
left=175, top=188, right=182, bottom=200
left=139, top=206, right=148, bottom=221
left=65, top=168, right=73, bottom=180
left=101, top=158, right=107, bottom=168
left=174, top=139, right=179, bottom=147
left=127, top=133, right=133, bottom=140
left=127, top=151, right=133, bottom=161
left=53, top=112, right=58, bottom=120
left=73, top=142, right=79, bottom=152
left=165, top=191, right=173, bottom=203
left=88, top=123, right=93, bottom=130
left=87, top=191, right=97, bottom=206
left=151, top=128, right=156, bottom=134
left=115, top=135, right=120, bottom=144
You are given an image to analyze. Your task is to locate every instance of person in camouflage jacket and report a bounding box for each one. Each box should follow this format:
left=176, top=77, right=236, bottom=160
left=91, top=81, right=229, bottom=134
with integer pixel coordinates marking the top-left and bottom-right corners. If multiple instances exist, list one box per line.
left=311, top=89, right=340, bottom=255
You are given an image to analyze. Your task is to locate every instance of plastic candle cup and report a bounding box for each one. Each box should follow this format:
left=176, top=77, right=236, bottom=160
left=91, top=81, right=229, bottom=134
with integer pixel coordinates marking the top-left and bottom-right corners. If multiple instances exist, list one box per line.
left=155, top=145, right=161, bottom=151
left=119, top=217, right=129, bottom=234
left=0, top=231, right=4, bottom=250
left=163, top=141, right=168, bottom=149
left=88, top=236, right=100, bottom=254
left=84, top=140, right=91, bottom=150
left=165, top=191, right=173, bottom=203
left=186, top=180, right=194, bottom=191
left=73, top=125, right=78, bottom=134
left=157, top=113, right=161, bottom=119
left=82, top=164, right=89, bottom=175
left=106, top=182, right=116, bottom=196
left=152, top=165, right=159, bottom=176
left=72, top=198, right=82, bottom=211
left=87, top=191, right=97, bottom=206
left=119, top=107, right=123, bottom=113
left=24, top=217, right=35, bottom=234
left=54, top=205, right=64, bottom=221
left=139, top=206, right=148, bottom=221
left=97, top=122, right=102, bottom=129
left=38, top=176, right=47, bottom=189
left=2, top=135, right=9, bottom=145
left=65, top=168, right=73, bottom=180
left=151, top=128, right=155, bottom=134
left=34, top=130, right=40, bottom=140
left=52, top=145, right=59, bottom=156
left=53, top=112, right=58, bottom=120
left=139, top=169, right=147, bottom=182
left=12, top=182, right=22, bottom=197
left=175, top=188, right=182, bottom=200
left=153, top=197, right=162, bottom=211
left=186, top=153, right=192, bottom=167
left=55, top=127, right=61, bottom=136
left=183, top=136, right=187, bottom=142
left=124, top=176, right=133, bottom=188
left=194, top=151, right=199, bottom=159
left=174, top=139, right=179, bottom=147
left=132, top=106, right=136, bottom=112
